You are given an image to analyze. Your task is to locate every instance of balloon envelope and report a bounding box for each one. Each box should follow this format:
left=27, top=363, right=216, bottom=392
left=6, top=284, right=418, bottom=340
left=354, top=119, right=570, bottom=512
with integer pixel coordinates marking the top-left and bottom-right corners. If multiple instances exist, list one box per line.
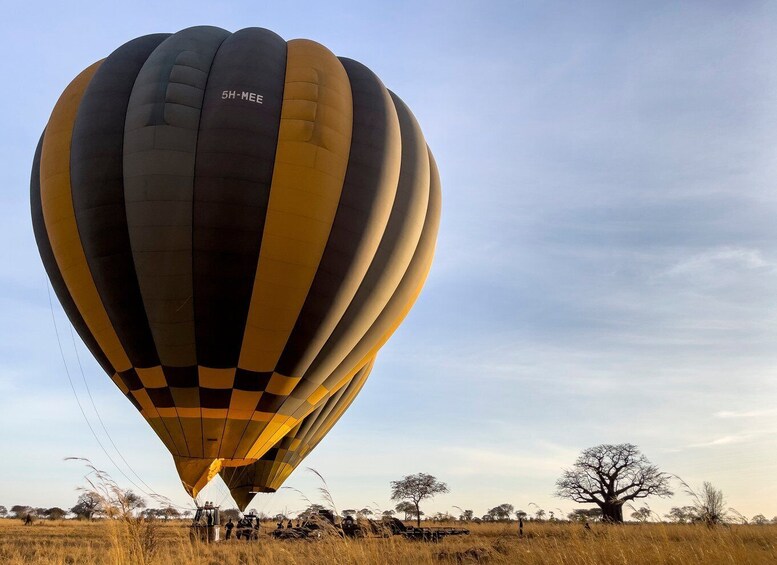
left=31, top=26, right=440, bottom=497
left=220, top=357, right=375, bottom=510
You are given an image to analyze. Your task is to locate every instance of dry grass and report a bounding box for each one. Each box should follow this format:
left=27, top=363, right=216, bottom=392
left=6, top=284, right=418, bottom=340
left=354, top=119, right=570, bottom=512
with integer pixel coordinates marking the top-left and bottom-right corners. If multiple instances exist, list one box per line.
left=1, top=519, right=775, bottom=564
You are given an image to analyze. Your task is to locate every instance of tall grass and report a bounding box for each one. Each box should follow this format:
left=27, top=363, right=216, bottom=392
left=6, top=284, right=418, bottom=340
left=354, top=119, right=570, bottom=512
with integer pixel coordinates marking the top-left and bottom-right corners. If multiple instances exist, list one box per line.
left=1, top=519, right=775, bottom=564
left=66, top=459, right=164, bottom=564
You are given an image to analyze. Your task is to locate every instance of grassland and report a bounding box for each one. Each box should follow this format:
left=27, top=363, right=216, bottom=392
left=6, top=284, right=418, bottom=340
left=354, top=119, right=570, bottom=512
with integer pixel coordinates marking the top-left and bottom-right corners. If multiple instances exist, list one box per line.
left=0, top=518, right=775, bottom=564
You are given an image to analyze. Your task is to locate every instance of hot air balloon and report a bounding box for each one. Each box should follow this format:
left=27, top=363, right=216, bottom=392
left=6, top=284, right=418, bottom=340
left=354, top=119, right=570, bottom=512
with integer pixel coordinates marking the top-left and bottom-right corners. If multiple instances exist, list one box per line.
left=30, top=26, right=440, bottom=500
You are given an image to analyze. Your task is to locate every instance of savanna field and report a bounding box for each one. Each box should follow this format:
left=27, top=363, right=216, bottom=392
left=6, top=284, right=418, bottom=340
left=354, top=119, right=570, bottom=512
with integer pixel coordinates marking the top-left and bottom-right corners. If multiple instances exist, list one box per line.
left=1, top=519, right=775, bottom=565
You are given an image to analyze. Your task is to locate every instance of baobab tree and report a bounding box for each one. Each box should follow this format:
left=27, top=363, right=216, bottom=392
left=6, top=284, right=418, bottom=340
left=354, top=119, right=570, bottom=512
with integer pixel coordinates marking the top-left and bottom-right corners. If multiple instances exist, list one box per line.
left=555, top=443, right=672, bottom=522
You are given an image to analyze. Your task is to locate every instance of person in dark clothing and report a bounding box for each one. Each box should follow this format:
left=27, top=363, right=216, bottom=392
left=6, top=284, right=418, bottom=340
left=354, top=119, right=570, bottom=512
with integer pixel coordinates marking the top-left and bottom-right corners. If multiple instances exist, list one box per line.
left=518, top=517, right=523, bottom=537
left=225, top=518, right=234, bottom=540
left=342, top=515, right=357, bottom=537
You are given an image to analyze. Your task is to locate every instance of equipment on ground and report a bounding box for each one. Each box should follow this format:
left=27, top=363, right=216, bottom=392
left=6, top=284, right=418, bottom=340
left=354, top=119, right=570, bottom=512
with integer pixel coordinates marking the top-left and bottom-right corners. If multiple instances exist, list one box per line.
left=234, top=512, right=261, bottom=541
left=270, top=509, right=339, bottom=540
left=382, top=517, right=470, bottom=541
left=269, top=510, right=469, bottom=542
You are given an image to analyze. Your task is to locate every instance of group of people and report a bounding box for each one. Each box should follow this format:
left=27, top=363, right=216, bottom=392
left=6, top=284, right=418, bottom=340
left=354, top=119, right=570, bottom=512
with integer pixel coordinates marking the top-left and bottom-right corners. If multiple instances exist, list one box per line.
left=224, top=514, right=260, bottom=541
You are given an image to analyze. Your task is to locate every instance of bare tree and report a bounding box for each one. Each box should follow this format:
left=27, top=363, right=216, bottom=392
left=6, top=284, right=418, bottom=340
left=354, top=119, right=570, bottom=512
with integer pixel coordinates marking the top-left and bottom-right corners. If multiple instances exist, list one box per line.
left=390, top=473, right=449, bottom=527
left=751, top=514, right=768, bottom=525
left=71, top=493, right=102, bottom=520
left=683, top=481, right=729, bottom=526
left=555, top=444, right=672, bottom=522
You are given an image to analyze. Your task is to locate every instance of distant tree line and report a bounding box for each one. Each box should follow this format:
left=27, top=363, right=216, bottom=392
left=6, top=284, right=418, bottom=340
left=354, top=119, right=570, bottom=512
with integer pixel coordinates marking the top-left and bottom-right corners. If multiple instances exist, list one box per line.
left=3, top=444, right=773, bottom=526
left=386, top=445, right=775, bottom=526
left=0, top=490, right=192, bottom=522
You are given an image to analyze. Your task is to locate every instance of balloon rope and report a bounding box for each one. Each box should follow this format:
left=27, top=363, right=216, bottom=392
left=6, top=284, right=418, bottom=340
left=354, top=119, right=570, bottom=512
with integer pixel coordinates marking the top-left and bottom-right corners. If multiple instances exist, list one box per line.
left=46, top=279, right=191, bottom=511
left=68, top=323, right=190, bottom=509
left=216, top=479, right=232, bottom=508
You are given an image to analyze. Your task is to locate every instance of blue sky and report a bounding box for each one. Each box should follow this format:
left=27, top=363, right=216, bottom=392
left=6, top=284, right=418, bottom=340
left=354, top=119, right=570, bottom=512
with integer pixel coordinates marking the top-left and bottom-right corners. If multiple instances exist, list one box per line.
left=1, top=0, right=776, bottom=520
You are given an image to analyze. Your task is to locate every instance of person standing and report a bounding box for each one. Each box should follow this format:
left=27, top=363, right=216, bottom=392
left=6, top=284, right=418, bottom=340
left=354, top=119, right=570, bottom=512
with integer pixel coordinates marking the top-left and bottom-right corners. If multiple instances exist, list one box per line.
left=518, top=517, right=523, bottom=537
left=225, top=518, right=234, bottom=540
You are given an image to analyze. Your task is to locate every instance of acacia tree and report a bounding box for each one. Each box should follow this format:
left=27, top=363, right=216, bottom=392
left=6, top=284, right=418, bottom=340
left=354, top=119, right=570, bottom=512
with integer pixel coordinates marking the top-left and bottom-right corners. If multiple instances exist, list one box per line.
left=119, top=490, right=146, bottom=515
left=488, top=503, right=514, bottom=521
left=630, top=507, right=651, bottom=522
left=11, top=505, right=33, bottom=519
left=555, top=444, right=672, bottom=523
left=664, top=506, right=696, bottom=523
left=568, top=508, right=602, bottom=522
left=45, top=507, right=68, bottom=520
left=390, top=473, right=449, bottom=527
left=394, top=502, right=415, bottom=520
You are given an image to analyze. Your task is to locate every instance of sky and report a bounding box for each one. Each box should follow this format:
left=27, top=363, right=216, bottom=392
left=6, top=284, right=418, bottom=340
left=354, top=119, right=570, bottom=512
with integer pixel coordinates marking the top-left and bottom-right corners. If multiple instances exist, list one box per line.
left=1, top=0, right=776, bottom=521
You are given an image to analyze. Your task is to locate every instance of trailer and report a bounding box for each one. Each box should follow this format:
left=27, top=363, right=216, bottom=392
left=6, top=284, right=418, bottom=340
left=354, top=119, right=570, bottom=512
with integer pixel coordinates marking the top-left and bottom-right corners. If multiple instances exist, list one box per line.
left=383, top=517, right=470, bottom=541
left=399, top=526, right=471, bottom=541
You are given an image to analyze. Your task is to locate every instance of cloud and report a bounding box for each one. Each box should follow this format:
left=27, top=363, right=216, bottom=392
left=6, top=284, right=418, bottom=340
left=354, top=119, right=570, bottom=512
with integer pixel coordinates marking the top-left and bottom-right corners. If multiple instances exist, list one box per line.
left=663, top=247, right=776, bottom=278
left=439, top=444, right=576, bottom=478
left=714, top=408, right=777, bottom=419
left=686, top=424, right=777, bottom=449
left=688, top=433, right=758, bottom=448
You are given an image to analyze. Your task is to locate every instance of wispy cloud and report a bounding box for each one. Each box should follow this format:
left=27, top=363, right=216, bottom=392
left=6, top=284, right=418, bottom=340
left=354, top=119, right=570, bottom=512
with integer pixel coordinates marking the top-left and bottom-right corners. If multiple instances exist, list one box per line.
left=439, top=444, right=576, bottom=477
left=663, top=247, right=776, bottom=278
left=688, top=433, right=760, bottom=449
left=714, top=408, right=777, bottom=419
